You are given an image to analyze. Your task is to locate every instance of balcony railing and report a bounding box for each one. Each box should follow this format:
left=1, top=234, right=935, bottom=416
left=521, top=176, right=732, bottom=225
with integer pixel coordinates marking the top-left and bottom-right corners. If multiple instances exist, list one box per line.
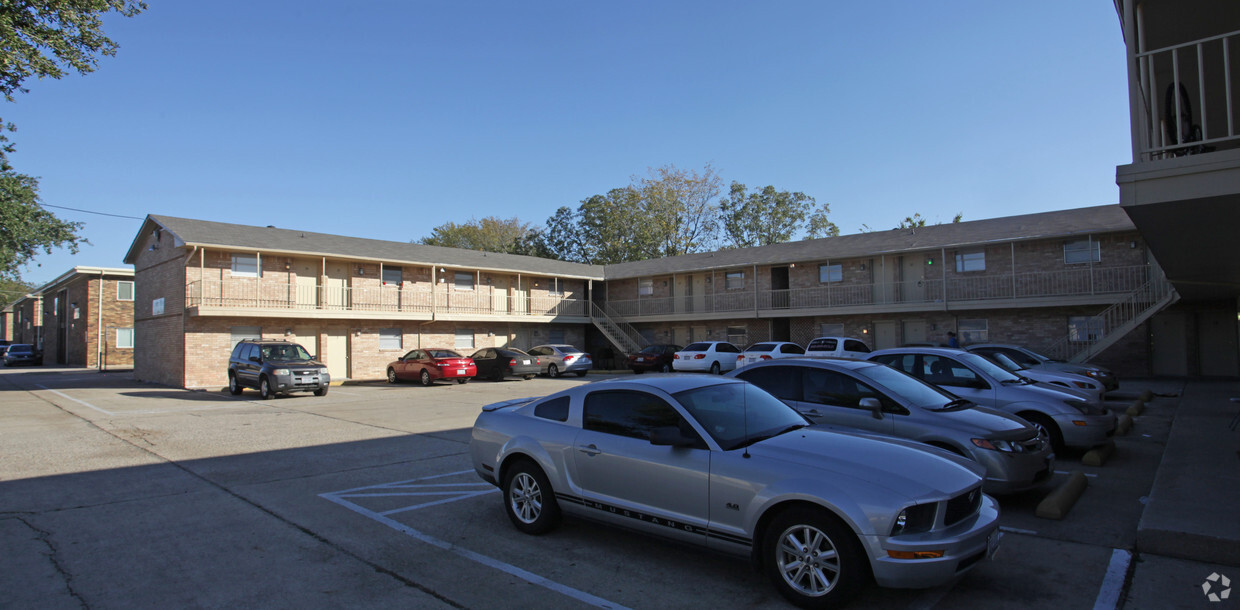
left=607, top=265, right=1151, bottom=319
left=185, top=280, right=587, bottom=318
left=1135, top=28, right=1240, bottom=160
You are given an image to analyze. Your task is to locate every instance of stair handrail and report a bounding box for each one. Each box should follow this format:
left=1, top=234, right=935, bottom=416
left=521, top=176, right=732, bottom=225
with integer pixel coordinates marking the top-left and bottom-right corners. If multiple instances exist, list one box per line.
left=1043, top=272, right=1177, bottom=362
left=589, top=302, right=646, bottom=354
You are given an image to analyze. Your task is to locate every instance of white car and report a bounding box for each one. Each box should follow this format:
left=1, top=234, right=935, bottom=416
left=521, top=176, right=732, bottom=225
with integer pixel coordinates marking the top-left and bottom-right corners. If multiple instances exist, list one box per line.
left=804, top=336, right=872, bottom=360
left=736, top=341, right=807, bottom=369
left=673, top=341, right=742, bottom=374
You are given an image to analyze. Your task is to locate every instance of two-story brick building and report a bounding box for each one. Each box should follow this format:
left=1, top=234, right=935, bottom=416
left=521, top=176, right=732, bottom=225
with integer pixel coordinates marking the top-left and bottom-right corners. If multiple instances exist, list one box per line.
left=1, top=267, right=135, bottom=369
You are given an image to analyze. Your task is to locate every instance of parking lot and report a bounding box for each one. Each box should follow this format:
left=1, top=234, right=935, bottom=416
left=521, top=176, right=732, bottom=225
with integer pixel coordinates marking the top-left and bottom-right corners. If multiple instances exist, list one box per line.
left=0, top=367, right=1232, bottom=609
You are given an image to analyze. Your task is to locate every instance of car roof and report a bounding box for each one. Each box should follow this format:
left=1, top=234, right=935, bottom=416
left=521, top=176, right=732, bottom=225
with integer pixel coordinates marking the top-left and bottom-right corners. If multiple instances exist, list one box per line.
left=735, top=357, right=878, bottom=372
left=869, top=346, right=972, bottom=355
left=586, top=374, right=745, bottom=394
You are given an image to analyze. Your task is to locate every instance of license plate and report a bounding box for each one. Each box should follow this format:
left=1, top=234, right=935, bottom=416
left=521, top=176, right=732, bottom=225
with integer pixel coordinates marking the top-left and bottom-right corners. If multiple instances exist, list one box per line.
left=986, top=531, right=1001, bottom=558
left=522, top=359, right=531, bottom=365
left=457, top=369, right=466, bottom=375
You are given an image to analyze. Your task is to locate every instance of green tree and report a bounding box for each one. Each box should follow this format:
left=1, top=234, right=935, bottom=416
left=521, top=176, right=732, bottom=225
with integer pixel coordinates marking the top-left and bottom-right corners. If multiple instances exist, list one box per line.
left=896, top=212, right=964, bottom=229
left=0, top=0, right=146, bottom=279
left=719, top=182, right=837, bottom=248
left=419, top=216, right=543, bottom=255
left=636, top=164, right=723, bottom=257
left=0, top=277, right=35, bottom=311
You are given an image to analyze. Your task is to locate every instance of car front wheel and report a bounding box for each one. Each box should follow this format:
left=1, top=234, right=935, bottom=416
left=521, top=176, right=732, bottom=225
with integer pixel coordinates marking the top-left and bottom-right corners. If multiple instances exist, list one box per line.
left=764, top=507, right=866, bottom=608
left=502, top=460, right=561, bottom=535
left=1021, top=412, right=1065, bottom=452
left=387, top=368, right=398, bottom=384
left=259, top=376, right=275, bottom=400
left=314, top=386, right=329, bottom=397
left=228, top=373, right=243, bottom=395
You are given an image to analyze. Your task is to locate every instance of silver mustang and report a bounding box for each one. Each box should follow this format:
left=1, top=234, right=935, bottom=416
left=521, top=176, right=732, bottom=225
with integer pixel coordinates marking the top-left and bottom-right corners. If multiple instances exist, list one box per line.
left=469, top=376, right=1001, bottom=607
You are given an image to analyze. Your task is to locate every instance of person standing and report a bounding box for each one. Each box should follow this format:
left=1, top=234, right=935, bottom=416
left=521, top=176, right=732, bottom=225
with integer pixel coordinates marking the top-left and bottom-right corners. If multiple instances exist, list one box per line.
left=946, top=331, right=960, bottom=348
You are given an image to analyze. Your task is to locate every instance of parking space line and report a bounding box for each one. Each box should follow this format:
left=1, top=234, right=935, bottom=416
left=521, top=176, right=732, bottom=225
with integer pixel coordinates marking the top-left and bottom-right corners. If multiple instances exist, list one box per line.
left=1092, top=549, right=1132, bottom=610
left=321, top=473, right=630, bottom=610
left=1055, top=470, right=1099, bottom=478
left=999, top=526, right=1039, bottom=536
left=37, top=385, right=114, bottom=415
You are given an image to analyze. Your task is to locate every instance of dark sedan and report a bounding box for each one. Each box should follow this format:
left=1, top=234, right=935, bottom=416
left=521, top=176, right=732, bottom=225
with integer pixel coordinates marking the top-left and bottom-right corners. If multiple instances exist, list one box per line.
left=627, top=343, right=682, bottom=374
left=470, top=347, right=541, bottom=381
left=386, top=349, right=476, bottom=386
left=3, top=344, right=42, bottom=366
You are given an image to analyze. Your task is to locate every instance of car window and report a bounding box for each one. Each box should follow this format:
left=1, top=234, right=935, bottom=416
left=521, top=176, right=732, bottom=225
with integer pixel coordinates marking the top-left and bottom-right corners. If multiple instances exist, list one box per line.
left=683, top=343, right=710, bottom=351
left=870, top=353, right=912, bottom=373
left=429, top=349, right=460, bottom=358
left=808, top=338, right=837, bottom=351
left=534, top=396, right=570, bottom=422
left=924, top=355, right=984, bottom=387
left=719, top=343, right=741, bottom=353
left=1005, top=348, right=1041, bottom=367
left=527, top=347, right=545, bottom=356
left=583, top=390, right=694, bottom=443
left=734, top=366, right=802, bottom=401
left=803, top=368, right=877, bottom=409
left=666, top=345, right=681, bottom=355
left=674, top=382, right=805, bottom=450
left=779, top=344, right=805, bottom=354
left=746, top=343, right=777, bottom=352
left=844, top=340, right=870, bottom=353
left=241, top=344, right=257, bottom=361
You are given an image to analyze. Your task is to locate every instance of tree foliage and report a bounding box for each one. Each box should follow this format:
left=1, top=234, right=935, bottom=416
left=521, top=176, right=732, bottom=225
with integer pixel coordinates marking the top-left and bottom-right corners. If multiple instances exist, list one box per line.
left=418, top=216, right=546, bottom=256
left=635, top=164, right=723, bottom=258
left=896, top=212, right=964, bottom=229
left=719, top=182, right=838, bottom=248
left=0, top=173, right=84, bottom=281
left=0, top=277, right=35, bottom=311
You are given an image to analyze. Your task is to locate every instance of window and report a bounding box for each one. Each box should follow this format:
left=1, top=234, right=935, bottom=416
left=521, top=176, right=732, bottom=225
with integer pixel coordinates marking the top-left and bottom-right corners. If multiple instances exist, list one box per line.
left=725, top=271, right=745, bottom=290
left=116, top=328, right=134, bottom=349
left=548, top=278, right=563, bottom=296
left=232, top=254, right=259, bottom=277
left=454, top=272, right=475, bottom=291
left=382, top=266, right=402, bottom=285
left=534, top=396, right=570, bottom=422
left=1068, top=316, right=1104, bottom=341
left=583, top=390, right=688, bottom=441
left=819, top=264, right=842, bottom=283
left=958, top=319, right=988, bottom=344
left=955, top=250, right=985, bottom=272
left=819, top=323, right=844, bottom=337
left=117, top=281, right=134, bottom=301
left=379, top=328, right=402, bottom=350
left=454, top=329, right=474, bottom=350
left=152, top=297, right=165, bottom=316
left=726, top=326, right=747, bottom=346
left=639, top=278, right=654, bottom=296
left=1064, top=239, right=1101, bottom=264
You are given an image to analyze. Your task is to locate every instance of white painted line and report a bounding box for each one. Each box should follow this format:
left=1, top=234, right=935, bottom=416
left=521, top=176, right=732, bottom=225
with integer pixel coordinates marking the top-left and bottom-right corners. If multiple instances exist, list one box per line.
left=1093, top=548, right=1131, bottom=610
left=321, top=475, right=628, bottom=610
left=1055, top=470, right=1099, bottom=478
left=999, top=526, right=1039, bottom=536
left=36, top=385, right=113, bottom=415
left=379, top=489, right=497, bottom=516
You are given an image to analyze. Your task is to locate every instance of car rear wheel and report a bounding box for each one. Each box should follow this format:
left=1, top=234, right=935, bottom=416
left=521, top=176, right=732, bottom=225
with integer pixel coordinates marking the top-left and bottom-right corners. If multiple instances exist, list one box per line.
left=387, top=368, right=398, bottom=384
left=710, top=361, right=721, bottom=375
left=632, top=368, right=645, bottom=374
left=548, top=363, right=560, bottom=378
left=420, top=369, right=433, bottom=386
left=764, top=506, right=866, bottom=608
left=259, top=377, right=275, bottom=400
left=502, top=460, right=561, bottom=535
left=660, top=363, right=672, bottom=373
left=575, top=371, right=587, bottom=377
left=228, top=373, right=243, bottom=395
left=456, top=378, right=469, bottom=384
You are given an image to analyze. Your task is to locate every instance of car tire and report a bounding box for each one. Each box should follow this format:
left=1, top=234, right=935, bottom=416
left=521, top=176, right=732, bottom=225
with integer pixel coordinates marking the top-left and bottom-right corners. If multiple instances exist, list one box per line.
left=457, top=378, right=469, bottom=384
left=314, top=386, right=329, bottom=397
left=548, top=363, right=560, bottom=378
left=259, top=376, right=275, bottom=400
left=1022, top=412, right=1065, bottom=452
left=632, top=368, right=644, bottom=374
left=575, top=371, right=587, bottom=377
left=502, top=459, right=561, bottom=535
left=523, top=374, right=534, bottom=380
left=763, top=506, right=867, bottom=608
left=387, top=368, right=399, bottom=384
left=660, top=363, right=672, bottom=373
left=710, top=361, right=721, bottom=375
left=228, top=373, right=243, bottom=395
left=420, top=369, right=433, bottom=387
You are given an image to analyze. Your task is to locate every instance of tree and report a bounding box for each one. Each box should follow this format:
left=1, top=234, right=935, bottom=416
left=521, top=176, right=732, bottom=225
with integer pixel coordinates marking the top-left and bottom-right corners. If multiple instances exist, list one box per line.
left=418, top=216, right=544, bottom=255
left=636, top=164, right=723, bottom=257
left=0, top=277, right=35, bottom=311
left=896, top=212, right=964, bottom=229
left=542, top=188, right=660, bottom=264
left=0, top=0, right=146, bottom=279
left=719, top=182, right=837, bottom=248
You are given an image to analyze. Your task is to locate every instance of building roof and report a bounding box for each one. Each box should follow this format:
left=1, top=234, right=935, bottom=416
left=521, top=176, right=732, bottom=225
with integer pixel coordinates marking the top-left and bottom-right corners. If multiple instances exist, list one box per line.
left=603, top=204, right=1135, bottom=278
left=33, top=266, right=134, bottom=295
left=124, top=215, right=604, bottom=280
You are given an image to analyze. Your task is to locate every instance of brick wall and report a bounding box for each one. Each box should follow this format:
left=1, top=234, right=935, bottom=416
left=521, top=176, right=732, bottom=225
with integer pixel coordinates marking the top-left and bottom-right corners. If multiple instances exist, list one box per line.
left=132, top=227, right=189, bottom=386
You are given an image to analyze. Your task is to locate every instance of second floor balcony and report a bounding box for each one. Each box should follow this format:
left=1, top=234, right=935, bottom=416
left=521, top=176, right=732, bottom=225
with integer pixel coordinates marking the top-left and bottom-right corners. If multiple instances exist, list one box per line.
left=607, top=264, right=1151, bottom=320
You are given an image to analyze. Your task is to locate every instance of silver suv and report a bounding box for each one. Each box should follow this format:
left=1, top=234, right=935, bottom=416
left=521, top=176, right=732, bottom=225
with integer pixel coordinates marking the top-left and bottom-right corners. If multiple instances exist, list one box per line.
left=228, top=339, right=330, bottom=399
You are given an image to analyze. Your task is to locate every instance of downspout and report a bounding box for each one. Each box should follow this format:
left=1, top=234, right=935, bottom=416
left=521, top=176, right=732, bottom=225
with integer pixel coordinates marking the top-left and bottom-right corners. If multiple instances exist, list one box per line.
left=97, top=269, right=105, bottom=371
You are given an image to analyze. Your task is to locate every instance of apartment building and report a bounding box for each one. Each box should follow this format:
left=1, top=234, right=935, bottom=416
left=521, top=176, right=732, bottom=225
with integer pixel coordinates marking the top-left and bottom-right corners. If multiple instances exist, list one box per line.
left=1114, top=1, right=1240, bottom=376
left=122, top=216, right=602, bottom=388
left=1, top=267, right=136, bottom=369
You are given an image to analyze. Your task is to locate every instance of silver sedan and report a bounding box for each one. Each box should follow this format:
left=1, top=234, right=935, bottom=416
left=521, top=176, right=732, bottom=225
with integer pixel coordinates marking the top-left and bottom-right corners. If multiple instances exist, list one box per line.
left=729, top=358, right=1055, bottom=495
left=526, top=344, right=593, bottom=378
left=470, top=375, right=1000, bottom=607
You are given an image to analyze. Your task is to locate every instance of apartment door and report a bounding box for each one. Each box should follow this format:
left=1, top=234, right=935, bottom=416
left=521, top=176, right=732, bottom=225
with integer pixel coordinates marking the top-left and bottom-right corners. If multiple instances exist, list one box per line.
left=1198, top=310, right=1240, bottom=376
left=874, top=321, right=897, bottom=350
left=770, top=267, right=790, bottom=308
left=1151, top=313, right=1188, bottom=376
left=295, top=261, right=319, bottom=309
left=513, top=280, right=528, bottom=314
left=673, top=327, right=690, bottom=347
left=691, top=274, right=706, bottom=312
left=326, top=328, right=350, bottom=380
left=326, top=263, right=349, bottom=309
left=295, top=326, right=319, bottom=359
left=491, top=277, right=509, bottom=313
left=902, top=256, right=925, bottom=302
left=771, top=318, right=791, bottom=342
left=875, top=258, right=898, bottom=303
left=902, top=320, right=927, bottom=345
left=691, top=326, right=708, bottom=343
left=674, top=276, right=688, bottom=314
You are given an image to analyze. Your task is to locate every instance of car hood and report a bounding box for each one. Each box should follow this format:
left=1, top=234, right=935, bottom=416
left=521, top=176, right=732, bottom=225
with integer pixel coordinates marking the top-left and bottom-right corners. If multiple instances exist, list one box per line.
left=269, top=358, right=326, bottom=367
left=749, top=427, right=984, bottom=499
left=1031, top=361, right=1109, bottom=376
left=917, top=405, right=1037, bottom=440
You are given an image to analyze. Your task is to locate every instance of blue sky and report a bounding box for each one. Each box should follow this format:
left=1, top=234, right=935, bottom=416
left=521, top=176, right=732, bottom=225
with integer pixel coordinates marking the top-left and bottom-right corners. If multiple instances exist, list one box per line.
left=7, top=1, right=1131, bottom=286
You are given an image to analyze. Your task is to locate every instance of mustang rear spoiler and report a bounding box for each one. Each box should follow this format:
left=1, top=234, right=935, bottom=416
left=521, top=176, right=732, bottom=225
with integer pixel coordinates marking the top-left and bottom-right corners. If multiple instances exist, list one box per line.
left=481, top=397, right=541, bottom=412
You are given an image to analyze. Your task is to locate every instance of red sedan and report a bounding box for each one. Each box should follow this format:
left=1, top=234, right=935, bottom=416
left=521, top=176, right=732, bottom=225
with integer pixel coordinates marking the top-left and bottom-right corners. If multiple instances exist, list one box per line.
left=386, top=349, right=477, bottom=386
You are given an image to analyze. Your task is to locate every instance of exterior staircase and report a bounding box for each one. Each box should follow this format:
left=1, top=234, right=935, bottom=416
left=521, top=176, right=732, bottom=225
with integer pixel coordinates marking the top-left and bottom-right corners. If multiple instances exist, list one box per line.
left=1044, top=270, right=1179, bottom=363
left=589, top=302, right=647, bottom=356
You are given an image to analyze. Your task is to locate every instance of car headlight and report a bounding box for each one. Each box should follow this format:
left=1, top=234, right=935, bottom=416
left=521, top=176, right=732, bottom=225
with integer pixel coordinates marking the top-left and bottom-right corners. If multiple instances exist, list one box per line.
left=971, top=438, right=1018, bottom=452
left=890, top=503, right=936, bottom=536
left=1064, top=399, right=1100, bottom=415
left=272, top=368, right=290, bottom=376
left=1071, top=380, right=1095, bottom=389
left=1081, top=369, right=1104, bottom=380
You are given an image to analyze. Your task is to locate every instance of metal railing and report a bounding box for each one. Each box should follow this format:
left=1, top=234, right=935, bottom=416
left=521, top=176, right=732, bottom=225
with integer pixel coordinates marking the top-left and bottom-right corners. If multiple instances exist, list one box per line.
left=589, top=302, right=646, bottom=355
left=185, top=280, right=587, bottom=318
left=1043, top=275, right=1178, bottom=363
left=607, top=265, right=1151, bottom=319
left=1135, top=28, right=1240, bottom=160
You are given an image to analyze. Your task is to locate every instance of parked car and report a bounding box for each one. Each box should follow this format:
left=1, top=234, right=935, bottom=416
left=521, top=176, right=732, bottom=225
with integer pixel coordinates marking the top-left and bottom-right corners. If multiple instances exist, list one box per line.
left=227, top=339, right=329, bottom=399
left=469, top=375, right=1000, bottom=607
left=470, top=347, right=541, bottom=381
left=867, top=347, right=1116, bottom=451
left=626, top=343, right=682, bottom=374
left=729, top=359, right=1054, bottom=494
left=3, top=343, right=42, bottom=366
left=971, top=350, right=1105, bottom=404
left=965, top=344, right=1118, bottom=392
left=736, top=341, right=806, bottom=369
left=673, top=341, right=742, bottom=374
left=386, top=349, right=476, bottom=385
left=526, top=344, right=592, bottom=378
left=804, top=336, right=872, bottom=359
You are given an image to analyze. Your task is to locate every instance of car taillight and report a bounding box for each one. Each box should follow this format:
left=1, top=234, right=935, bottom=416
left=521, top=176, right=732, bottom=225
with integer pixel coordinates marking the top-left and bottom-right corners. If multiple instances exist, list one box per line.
left=674, top=354, right=681, bottom=359
left=737, top=354, right=745, bottom=361
left=694, top=354, right=705, bottom=359
left=509, top=358, right=517, bottom=366
left=761, top=355, right=773, bottom=360
left=563, top=355, right=572, bottom=362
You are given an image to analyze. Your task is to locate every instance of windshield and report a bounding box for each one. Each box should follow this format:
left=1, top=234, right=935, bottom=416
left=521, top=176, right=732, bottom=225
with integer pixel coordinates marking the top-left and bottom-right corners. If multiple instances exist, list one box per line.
left=959, top=352, right=1022, bottom=382
left=263, top=344, right=312, bottom=361
left=674, top=381, right=807, bottom=451
left=682, top=343, right=710, bottom=352
left=983, top=352, right=1024, bottom=372
left=855, top=364, right=958, bottom=409
left=639, top=345, right=664, bottom=355
left=745, top=343, right=777, bottom=352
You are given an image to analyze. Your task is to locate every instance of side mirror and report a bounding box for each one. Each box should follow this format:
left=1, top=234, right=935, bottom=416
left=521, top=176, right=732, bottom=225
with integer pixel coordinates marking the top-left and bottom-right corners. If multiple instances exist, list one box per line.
left=859, top=397, right=883, bottom=419
left=650, top=426, right=698, bottom=447
left=249, top=355, right=261, bottom=363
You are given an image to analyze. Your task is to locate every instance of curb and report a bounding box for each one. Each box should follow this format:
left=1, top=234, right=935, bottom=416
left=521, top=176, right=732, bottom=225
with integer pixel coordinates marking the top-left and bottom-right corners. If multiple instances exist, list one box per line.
left=1114, top=414, right=1133, bottom=436
left=1036, top=471, right=1089, bottom=520
left=1082, top=440, right=1116, bottom=466
left=1126, top=400, right=1145, bottom=416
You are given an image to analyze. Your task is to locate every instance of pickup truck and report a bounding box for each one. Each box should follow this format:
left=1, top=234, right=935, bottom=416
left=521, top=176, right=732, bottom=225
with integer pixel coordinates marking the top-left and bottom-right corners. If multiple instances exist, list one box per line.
left=804, top=336, right=871, bottom=359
